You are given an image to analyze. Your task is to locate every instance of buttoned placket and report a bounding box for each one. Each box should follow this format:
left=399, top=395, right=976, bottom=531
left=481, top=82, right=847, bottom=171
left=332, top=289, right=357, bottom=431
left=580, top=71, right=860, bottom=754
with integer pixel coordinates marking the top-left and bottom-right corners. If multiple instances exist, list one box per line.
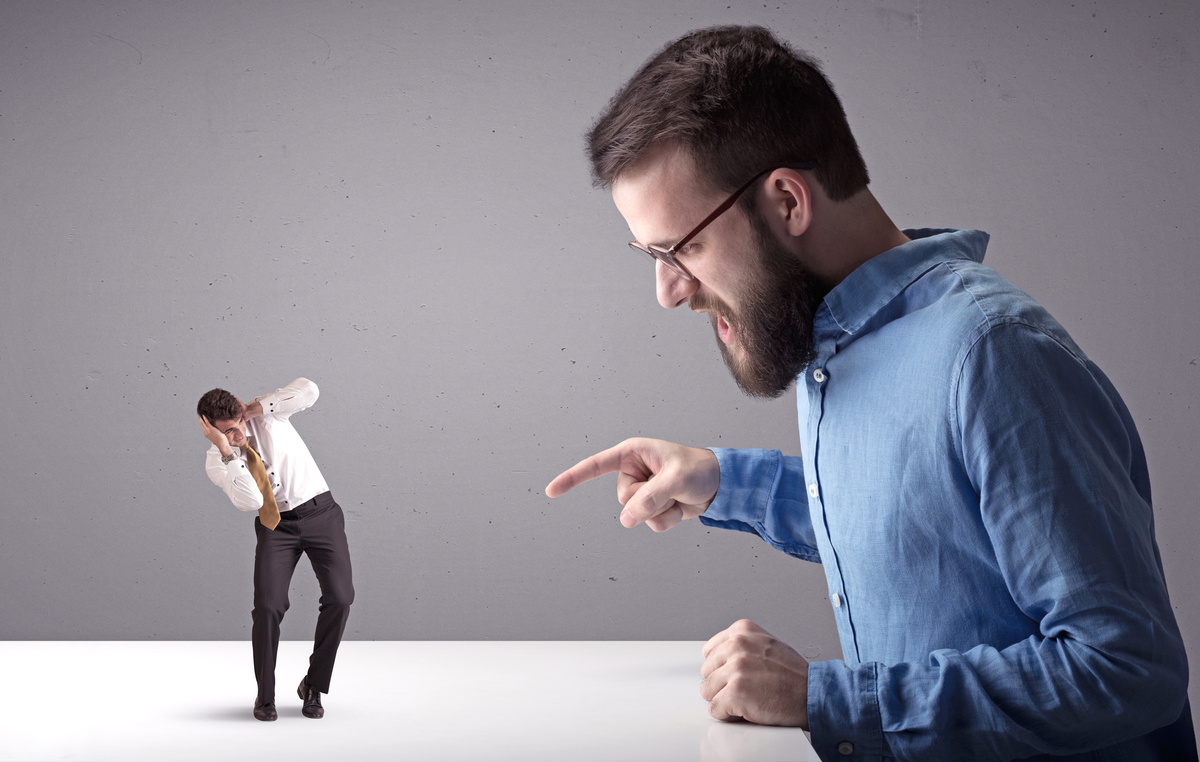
left=804, top=320, right=860, bottom=662
left=250, top=435, right=286, bottom=508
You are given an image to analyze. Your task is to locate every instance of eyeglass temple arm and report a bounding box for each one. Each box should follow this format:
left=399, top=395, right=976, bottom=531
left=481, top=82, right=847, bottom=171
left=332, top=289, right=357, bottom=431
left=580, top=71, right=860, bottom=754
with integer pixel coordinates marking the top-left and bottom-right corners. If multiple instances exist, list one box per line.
left=670, top=161, right=817, bottom=253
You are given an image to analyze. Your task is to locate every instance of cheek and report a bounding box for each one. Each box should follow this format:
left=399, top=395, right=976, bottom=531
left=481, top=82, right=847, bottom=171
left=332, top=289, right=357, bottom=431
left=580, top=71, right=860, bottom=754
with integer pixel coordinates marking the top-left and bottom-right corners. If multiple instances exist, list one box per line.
left=707, top=234, right=761, bottom=307
left=701, top=268, right=752, bottom=316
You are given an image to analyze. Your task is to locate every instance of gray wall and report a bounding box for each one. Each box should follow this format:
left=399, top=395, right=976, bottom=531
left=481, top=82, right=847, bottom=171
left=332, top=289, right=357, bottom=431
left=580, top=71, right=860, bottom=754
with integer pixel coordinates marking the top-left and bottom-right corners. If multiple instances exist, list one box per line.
left=2, top=0, right=1197, bottom=724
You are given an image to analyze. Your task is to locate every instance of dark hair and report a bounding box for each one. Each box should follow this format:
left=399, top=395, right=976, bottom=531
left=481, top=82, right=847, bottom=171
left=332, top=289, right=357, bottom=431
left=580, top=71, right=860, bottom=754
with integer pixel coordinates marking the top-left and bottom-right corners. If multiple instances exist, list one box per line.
left=586, top=25, right=869, bottom=202
left=197, top=388, right=242, bottom=422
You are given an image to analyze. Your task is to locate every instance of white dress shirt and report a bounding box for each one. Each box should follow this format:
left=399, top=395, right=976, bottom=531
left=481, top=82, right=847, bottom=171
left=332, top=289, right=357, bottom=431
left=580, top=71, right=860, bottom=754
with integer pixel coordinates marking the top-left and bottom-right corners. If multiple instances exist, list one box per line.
left=204, top=378, right=330, bottom=513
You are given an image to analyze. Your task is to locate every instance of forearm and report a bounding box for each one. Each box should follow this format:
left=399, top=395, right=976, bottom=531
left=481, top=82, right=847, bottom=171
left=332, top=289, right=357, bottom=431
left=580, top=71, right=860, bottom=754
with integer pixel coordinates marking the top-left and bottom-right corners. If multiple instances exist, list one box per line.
left=255, top=377, right=318, bottom=418
left=809, top=627, right=1189, bottom=761
left=205, top=453, right=264, bottom=512
left=699, top=448, right=820, bottom=562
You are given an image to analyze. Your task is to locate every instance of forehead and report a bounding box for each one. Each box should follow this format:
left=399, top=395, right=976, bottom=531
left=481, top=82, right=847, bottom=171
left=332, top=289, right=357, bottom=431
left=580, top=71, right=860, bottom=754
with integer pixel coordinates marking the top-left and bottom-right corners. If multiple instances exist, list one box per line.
left=212, top=416, right=243, bottom=428
left=611, top=145, right=726, bottom=246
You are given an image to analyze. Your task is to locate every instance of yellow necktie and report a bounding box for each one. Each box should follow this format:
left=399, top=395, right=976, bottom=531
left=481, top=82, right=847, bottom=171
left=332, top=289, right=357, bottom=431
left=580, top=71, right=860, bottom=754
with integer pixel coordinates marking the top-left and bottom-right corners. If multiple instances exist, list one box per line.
left=243, top=441, right=281, bottom=530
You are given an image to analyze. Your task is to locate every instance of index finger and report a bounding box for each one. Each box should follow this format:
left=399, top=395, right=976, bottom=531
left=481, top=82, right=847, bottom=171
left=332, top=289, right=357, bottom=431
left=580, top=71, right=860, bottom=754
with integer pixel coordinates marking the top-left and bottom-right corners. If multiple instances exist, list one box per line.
left=545, top=444, right=626, bottom=498
left=702, top=626, right=731, bottom=661
left=701, top=619, right=764, bottom=660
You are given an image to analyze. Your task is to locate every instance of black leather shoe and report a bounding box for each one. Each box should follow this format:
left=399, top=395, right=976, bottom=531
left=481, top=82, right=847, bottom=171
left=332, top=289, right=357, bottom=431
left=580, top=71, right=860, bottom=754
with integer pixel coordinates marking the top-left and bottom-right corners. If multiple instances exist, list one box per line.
left=253, top=700, right=277, bottom=722
left=298, top=678, right=324, bottom=719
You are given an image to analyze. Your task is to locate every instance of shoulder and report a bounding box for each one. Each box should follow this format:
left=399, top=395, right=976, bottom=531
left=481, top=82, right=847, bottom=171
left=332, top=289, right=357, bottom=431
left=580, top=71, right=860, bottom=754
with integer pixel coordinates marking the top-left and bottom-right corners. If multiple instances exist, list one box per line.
left=918, top=260, right=1083, bottom=370
left=946, top=261, right=1065, bottom=333
left=952, top=310, right=1109, bottom=442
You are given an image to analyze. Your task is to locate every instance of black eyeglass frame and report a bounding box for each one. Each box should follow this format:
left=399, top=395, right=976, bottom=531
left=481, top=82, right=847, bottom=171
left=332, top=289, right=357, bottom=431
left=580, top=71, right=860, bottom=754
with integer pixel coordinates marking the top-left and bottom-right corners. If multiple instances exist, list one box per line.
left=627, top=160, right=818, bottom=281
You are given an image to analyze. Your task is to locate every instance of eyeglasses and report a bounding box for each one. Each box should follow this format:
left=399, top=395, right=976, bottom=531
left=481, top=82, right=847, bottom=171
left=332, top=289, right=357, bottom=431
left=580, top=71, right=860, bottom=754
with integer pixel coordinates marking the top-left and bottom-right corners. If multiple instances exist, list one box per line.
left=628, top=161, right=817, bottom=281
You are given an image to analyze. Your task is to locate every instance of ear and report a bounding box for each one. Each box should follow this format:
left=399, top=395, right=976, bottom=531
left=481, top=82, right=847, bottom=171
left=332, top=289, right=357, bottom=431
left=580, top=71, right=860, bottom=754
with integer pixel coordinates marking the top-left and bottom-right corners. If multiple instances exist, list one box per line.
left=758, top=167, right=813, bottom=238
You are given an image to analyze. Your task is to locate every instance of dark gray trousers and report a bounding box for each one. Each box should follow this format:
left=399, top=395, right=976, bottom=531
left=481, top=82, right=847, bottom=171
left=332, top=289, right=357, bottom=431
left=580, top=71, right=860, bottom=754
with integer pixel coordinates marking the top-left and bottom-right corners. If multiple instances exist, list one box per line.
left=251, top=491, right=354, bottom=703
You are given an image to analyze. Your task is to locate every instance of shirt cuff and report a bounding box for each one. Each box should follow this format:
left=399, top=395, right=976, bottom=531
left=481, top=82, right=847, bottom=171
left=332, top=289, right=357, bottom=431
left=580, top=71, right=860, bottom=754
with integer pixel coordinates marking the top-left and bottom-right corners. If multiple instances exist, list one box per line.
left=255, top=391, right=280, bottom=415
left=699, top=447, right=777, bottom=535
left=700, top=447, right=819, bottom=562
left=807, top=660, right=890, bottom=760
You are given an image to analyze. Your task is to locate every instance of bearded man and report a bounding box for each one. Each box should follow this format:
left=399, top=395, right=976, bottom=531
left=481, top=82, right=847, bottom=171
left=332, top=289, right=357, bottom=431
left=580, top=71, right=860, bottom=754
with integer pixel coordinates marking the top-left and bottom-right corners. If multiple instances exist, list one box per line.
left=546, top=26, right=1193, bottom=761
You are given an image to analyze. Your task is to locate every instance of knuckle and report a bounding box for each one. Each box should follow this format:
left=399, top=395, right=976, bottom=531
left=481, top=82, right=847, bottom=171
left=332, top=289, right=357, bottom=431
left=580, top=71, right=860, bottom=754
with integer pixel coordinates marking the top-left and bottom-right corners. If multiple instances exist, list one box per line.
left=726, top=655, right=751, bottom=675
left=726, top=673, right=750, bottom=694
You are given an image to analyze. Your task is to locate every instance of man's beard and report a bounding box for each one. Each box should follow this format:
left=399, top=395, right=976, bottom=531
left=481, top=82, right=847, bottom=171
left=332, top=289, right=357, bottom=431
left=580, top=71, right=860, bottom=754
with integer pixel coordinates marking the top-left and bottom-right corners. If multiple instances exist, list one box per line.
left=696, top=210, right=826, bottom=399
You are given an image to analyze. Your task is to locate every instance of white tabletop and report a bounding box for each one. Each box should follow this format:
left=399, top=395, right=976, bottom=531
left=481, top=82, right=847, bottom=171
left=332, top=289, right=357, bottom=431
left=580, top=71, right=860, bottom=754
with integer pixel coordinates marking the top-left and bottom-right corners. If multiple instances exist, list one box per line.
left=0, top=640, right=820, bottom=762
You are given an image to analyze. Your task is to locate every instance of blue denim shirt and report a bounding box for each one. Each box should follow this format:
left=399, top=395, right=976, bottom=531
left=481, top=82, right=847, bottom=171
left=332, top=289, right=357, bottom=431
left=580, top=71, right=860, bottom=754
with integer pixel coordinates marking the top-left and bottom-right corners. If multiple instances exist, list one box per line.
left=701, top=229, right=1193, bottom=761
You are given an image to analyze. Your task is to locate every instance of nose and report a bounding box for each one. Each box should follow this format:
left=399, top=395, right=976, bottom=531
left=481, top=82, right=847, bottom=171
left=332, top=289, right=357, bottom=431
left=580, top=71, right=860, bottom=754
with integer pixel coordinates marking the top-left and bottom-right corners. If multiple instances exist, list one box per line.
left=656, top=259, right=698, bottom=308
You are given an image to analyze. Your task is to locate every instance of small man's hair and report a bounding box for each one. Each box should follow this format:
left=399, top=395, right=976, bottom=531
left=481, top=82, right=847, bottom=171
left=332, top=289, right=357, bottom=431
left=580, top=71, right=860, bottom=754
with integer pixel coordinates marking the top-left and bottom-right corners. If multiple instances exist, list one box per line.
left=197, top=388, right=241, bottom=423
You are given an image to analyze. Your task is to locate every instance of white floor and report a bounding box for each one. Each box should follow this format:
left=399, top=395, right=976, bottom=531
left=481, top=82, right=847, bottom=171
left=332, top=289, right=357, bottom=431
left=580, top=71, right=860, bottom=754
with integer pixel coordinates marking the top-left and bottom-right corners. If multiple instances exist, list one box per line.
left=0, top=641, right=819, bottom=762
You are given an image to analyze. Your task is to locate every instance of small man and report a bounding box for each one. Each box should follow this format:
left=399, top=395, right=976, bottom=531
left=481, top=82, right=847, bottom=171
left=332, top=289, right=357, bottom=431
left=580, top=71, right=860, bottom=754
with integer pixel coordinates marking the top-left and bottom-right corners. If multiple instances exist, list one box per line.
left=197, top=377, right=354, bottom=722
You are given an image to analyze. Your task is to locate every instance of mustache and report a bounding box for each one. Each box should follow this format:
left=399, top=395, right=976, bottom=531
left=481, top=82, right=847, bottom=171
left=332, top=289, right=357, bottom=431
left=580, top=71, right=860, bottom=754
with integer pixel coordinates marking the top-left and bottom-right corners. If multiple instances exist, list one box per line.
left=688, top=294, right=730, bottom=316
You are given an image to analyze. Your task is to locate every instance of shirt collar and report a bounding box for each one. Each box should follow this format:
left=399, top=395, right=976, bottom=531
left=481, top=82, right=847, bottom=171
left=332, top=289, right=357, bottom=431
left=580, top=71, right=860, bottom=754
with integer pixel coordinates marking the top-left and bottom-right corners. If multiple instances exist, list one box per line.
left=820, top=228, right=990, bottom=336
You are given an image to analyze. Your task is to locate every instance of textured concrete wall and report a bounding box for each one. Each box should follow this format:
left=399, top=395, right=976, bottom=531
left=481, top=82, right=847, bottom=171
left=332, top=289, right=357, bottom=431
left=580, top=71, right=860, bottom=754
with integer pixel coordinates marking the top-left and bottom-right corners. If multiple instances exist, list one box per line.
left=2, top=0, right=1197, bottom=722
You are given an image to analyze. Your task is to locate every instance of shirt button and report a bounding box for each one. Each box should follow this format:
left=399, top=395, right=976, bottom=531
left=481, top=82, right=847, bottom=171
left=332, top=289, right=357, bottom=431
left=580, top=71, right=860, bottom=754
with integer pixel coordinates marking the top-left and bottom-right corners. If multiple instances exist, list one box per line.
left=807, top=483, right=820, bottom=499
left=832, top=592, right=842, bottom=608
left=813, top=368, right=826, bottom=383
left=838, top=741, right=854, bottom=755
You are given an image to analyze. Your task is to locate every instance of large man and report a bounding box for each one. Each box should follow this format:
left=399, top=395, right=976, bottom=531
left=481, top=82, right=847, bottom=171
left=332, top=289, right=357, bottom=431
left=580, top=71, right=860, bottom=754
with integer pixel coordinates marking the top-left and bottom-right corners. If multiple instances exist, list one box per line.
left=546, top=26, right=1193, bottom=760
left=197, top=377, right=354, bottom=722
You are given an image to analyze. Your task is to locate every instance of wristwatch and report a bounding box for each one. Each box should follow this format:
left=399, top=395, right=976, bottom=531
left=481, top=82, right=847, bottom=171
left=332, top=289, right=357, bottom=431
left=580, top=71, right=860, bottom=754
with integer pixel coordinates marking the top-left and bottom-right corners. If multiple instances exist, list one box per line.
left=221, top=452, right=238, bottom=464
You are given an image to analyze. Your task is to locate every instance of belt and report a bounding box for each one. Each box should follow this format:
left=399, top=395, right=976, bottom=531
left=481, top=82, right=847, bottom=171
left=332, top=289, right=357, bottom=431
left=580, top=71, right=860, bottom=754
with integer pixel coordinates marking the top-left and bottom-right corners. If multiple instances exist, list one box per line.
left=279, top=491, right=334, bottom=520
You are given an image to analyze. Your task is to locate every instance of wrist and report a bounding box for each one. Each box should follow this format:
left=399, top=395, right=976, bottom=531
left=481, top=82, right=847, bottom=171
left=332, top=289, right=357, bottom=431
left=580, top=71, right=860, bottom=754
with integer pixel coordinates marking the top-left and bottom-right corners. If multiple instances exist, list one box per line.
left=218, top=445, right=235, bottom=459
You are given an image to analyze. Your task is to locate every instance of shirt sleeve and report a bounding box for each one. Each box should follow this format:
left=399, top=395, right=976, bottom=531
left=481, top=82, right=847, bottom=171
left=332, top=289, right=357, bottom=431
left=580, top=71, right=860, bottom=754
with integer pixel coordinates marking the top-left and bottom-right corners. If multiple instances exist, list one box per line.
left=204, top=445, right=263, bottom=512
left=807, top=321, right=1189, bottom=760
left=699, top=447, right=820, bottom=563
left=255, top=377, right=318, bottom=419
